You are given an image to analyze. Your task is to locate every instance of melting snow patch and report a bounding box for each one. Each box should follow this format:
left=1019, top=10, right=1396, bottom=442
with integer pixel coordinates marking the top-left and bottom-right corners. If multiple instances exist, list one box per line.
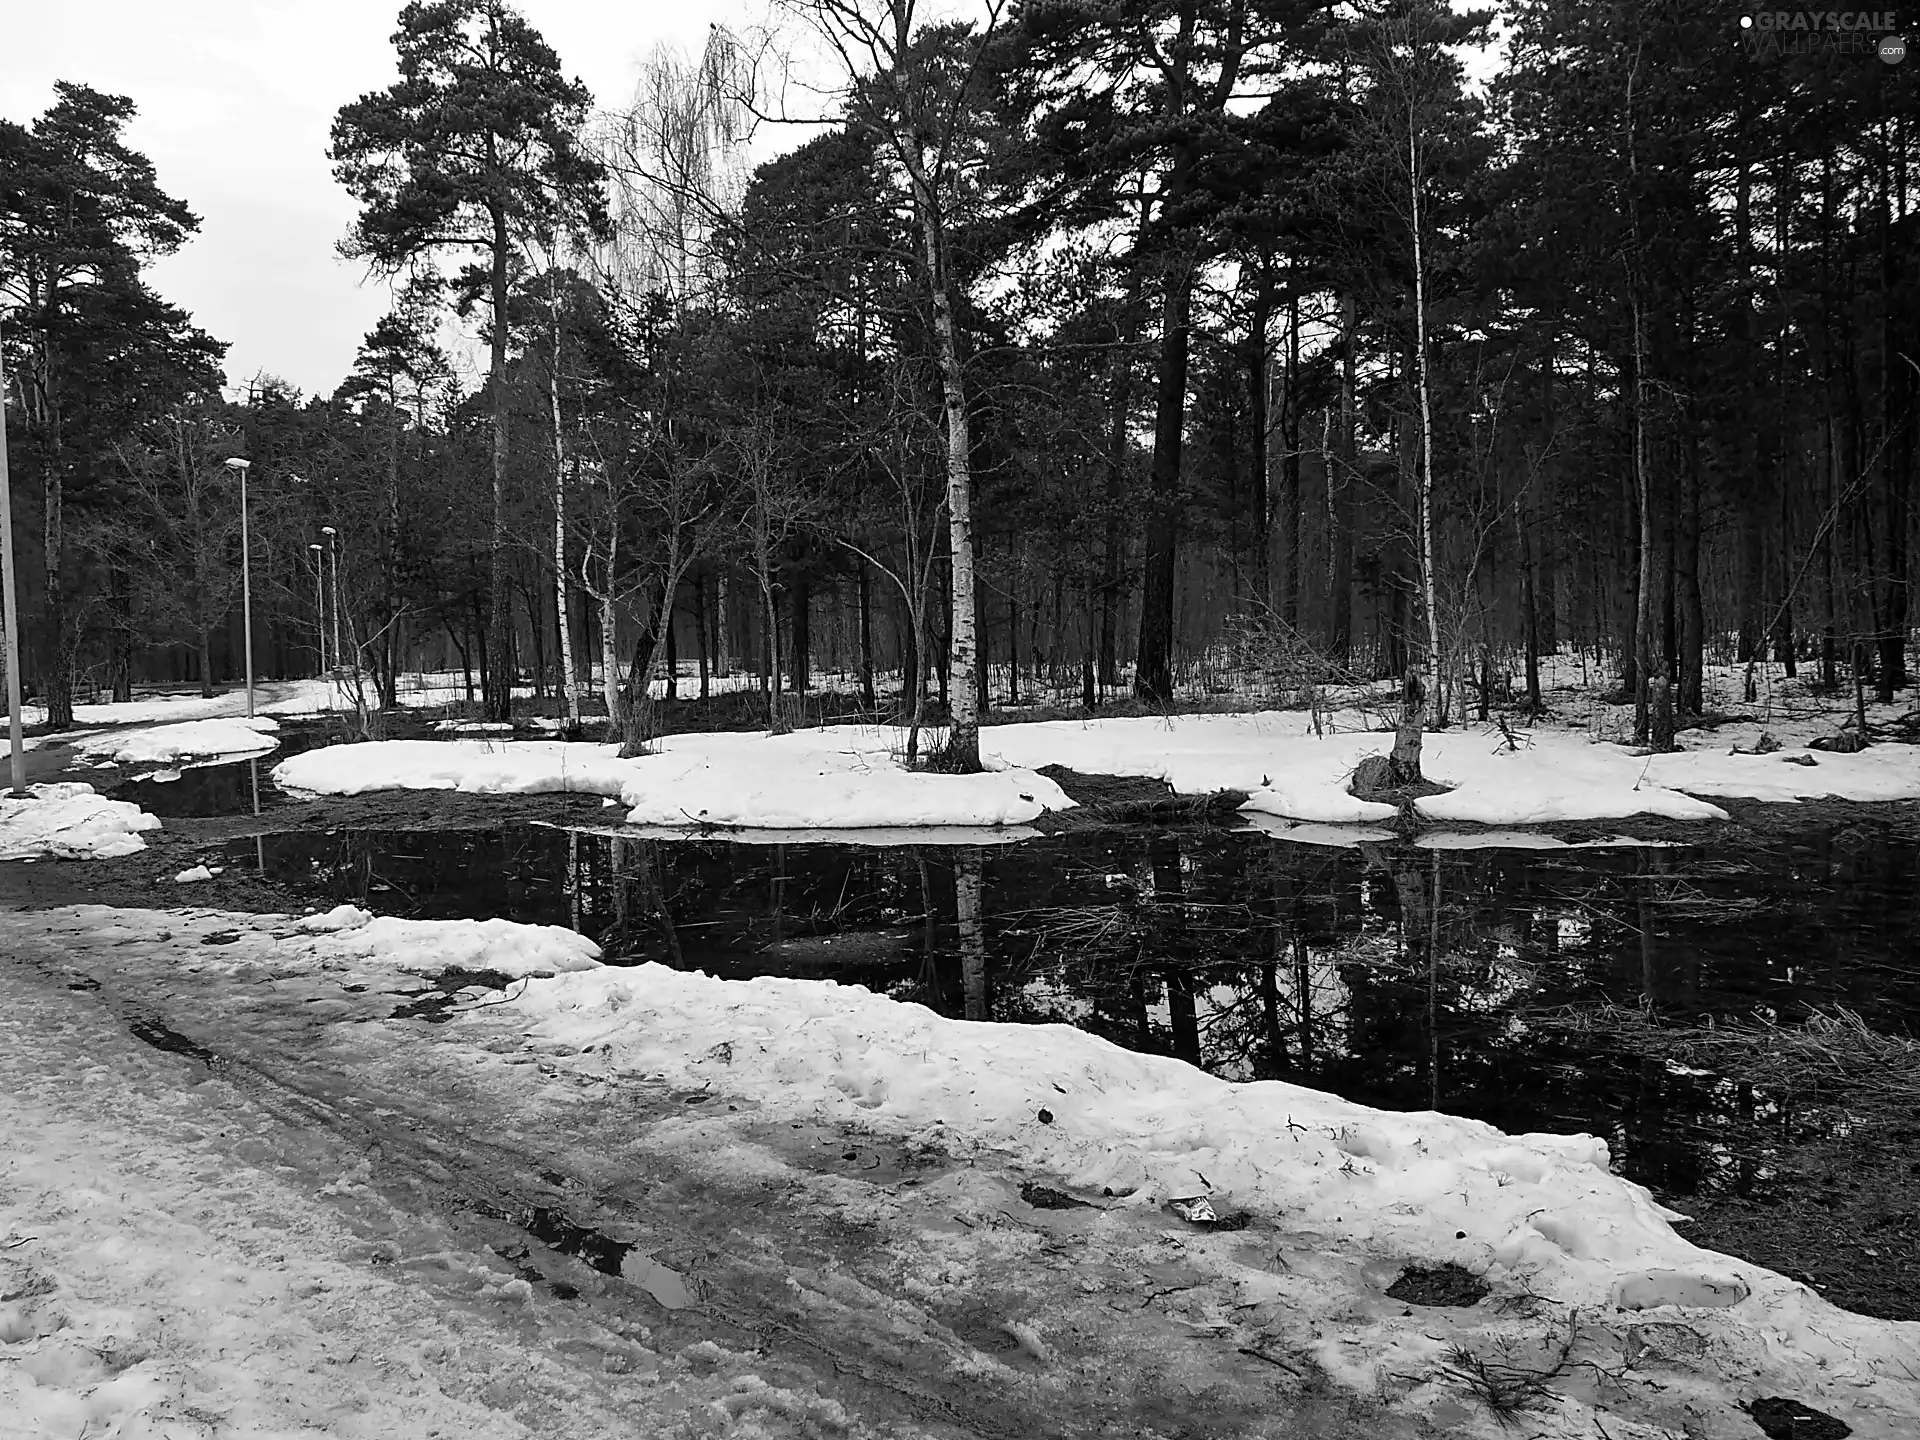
left=72, top=716, right=281, bottom=766
left=494, top=957, right=1920, bottom=1399
left=0, top=783, right=161, bottom=860
left=312, top=914, right=602, bottom=979
left=274, top=731, right=1070, bottom=830
left=295, top=903, right=374, bottom=934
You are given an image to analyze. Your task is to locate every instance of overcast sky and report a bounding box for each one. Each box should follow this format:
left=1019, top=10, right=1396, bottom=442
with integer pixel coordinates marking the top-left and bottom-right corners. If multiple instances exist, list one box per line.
left=0, top=0, right=772, bottom=399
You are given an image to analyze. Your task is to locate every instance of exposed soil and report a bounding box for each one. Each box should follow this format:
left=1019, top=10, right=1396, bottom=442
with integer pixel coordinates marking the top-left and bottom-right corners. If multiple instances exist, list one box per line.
left=1384, top=1264, right=1489, bottom=1308
left=1659, top=1094, right=1920, bottom=1323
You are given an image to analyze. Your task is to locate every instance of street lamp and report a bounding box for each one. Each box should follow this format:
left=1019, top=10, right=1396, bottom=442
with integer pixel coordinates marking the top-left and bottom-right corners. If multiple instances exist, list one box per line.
left=321, top=525, right=343, bottom=673
left=223, top=458, right=255, bottom=719
left=307, top=543, right=328, bottom=673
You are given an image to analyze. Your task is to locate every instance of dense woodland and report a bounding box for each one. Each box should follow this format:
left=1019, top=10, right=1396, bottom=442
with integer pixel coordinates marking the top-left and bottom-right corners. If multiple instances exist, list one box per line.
left=0, top=0, right=1913, bottom=766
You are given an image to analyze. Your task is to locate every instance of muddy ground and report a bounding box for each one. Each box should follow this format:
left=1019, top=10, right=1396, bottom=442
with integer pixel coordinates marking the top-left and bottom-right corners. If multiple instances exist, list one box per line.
left=1668, top=1091, right=1920, bottom=1323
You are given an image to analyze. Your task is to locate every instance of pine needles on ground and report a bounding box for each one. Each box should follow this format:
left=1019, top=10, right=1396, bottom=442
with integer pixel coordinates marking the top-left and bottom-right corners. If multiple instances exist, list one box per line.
left=1538, top=1001, right=1920, bottom=1098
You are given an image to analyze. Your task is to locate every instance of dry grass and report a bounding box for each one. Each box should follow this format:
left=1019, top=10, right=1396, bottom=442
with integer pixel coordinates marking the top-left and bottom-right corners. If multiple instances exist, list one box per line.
left=1540, top=1000, right=1920, bottom=1097
left=1440, top=1310, right=1582, bottom=1422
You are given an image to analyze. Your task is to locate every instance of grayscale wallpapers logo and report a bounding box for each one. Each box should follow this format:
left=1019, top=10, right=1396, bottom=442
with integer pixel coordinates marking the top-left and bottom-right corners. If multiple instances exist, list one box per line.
left=1737, top=11, right=1908, bottom=60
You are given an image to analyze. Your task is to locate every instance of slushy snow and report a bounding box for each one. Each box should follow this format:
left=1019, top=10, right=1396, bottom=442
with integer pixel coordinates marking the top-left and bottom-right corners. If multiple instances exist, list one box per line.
left=271, top=712, right=1920, bottom=832
left=0, top=783, right=162, bottom=860
left=9, top=901, right=1916, bottom=1436
left=294, top=903, right=602, bottom=978
left=499, top=958, right=1920, bottom=1426
left=72, top=715, right=280, bottom=766
left=274, top=731, right=1070, bottom=830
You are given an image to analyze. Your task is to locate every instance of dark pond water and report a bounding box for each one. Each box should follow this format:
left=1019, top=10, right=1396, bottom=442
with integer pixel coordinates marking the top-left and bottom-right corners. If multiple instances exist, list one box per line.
left=220, top=822, right=1920, bottom=1211
left=104, top=726, right=339, bottom=819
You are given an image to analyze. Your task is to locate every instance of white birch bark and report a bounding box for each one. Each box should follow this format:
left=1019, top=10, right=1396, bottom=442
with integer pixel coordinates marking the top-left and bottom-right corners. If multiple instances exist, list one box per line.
left=548, top=285, right=581, bottom=724
left=905, top=151, right=980, bottom=769
left=1408, top=112, right=1442, bottom=714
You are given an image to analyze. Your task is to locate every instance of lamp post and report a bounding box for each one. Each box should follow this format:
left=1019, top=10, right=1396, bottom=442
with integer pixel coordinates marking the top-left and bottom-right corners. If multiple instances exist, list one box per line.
left=0, top=326, right=25, bottom=796
left=322, top=525, right=343, bottom=674
left=308, top=543, right=328, bottom=673
left=223, top=458, right=255, bottom=719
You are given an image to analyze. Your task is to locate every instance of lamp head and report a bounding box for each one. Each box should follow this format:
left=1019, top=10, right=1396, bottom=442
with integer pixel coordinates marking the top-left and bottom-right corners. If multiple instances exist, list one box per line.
left=223, top=457, right=251, bottom=471
left=321, top=526, right=337, bottom=537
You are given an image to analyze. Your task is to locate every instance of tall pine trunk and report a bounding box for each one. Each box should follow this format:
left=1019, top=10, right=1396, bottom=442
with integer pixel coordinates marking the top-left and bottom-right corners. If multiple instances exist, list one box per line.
left=1135, top=258, right=1193, bottom=704
left=858, top=562, right=876, bottom=708
left=485, top=200, right=513, bottom=723
left=1330, top=293, right=1357, bottom=666
left=41, top=417, right=73, bottom=729
left=1246, top=270, right=1273, bottom=613
left=1281, top=282, right=1303, bottom=628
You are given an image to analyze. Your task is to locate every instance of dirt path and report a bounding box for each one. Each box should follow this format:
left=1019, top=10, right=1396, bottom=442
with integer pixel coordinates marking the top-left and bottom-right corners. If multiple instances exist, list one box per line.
left=0, top=908, right=1431, bottom=1440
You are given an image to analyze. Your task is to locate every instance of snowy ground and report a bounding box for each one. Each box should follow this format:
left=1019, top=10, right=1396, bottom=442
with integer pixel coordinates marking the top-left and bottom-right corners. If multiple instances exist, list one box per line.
left=2, top=903, right=1912, bottom=1438
left=69, top=716, right=281, bottom=767
left=0, top=910, right=934, bottom=1440
left=0, top=783, right=162, bottom=861
left=270, top=700, right=1920, bottom=833
left=274, top=730, right=1072, bottom=831
left=24, top=680, right=337, bottom=728
left=986, top=709, right=1920, bottom=824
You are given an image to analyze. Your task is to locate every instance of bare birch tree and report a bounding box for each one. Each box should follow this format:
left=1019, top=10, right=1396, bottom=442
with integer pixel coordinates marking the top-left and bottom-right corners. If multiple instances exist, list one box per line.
left=774, top=0, right=1004, bottom=772
left=586, top=31, right=756, bottom=739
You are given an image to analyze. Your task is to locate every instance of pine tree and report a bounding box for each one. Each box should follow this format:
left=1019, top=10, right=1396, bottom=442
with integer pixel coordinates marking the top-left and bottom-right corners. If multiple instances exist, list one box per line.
left=0, top=83, right=224, bottom=727
left=331, top=0, right=607, bottom=722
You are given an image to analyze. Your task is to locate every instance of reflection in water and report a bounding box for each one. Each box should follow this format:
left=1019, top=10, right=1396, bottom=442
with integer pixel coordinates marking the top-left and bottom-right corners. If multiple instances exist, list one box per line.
left=228, top=821, right=1920, bottom=1211
left=956, top=848, right=987, bottom=1021
left=108, top=724, right=332, bottom=819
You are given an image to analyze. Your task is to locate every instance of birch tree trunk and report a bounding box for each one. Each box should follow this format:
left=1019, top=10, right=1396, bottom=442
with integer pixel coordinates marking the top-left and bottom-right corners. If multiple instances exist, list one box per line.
left=956, top=847, right=987, bottom=1021
left=597, top=468, right=623, bottom=733
left=907, top=160, right=981, bottom=771
left=1408, top=112, right=1442, bottom=727
left=547, top=284, right=581, bottom=726
left=601, top=591, right=621, bottom=732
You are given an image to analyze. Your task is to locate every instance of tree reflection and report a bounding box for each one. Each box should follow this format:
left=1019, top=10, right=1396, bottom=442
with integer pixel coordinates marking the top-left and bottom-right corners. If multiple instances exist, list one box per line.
left=956, top=846, right=987, bottom=1020
left=238, top=819, right=1920, bottom=1206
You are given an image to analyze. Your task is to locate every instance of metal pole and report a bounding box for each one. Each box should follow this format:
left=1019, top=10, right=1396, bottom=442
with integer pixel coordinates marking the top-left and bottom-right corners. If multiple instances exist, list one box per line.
left=0, top=331, right=26, bottom=797
left=314, top=554, right=327, bottom=672
left=241, top=466, right=255, bottom=719
left=325, top=528, right=342, bottom=672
